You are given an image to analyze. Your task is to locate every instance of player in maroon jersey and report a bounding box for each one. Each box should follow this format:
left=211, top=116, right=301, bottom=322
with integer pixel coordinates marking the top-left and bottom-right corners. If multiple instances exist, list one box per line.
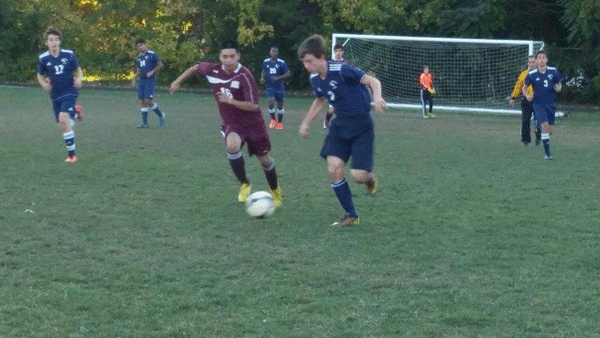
left=169, top=40, right=282, bottom=206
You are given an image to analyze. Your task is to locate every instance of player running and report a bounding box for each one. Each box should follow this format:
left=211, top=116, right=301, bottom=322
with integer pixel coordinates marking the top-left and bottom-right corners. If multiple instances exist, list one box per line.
left=260, top=46, right=291, bottom=130
left=132, top=38, right=166, bottom=128
left=169, top=40, right=282, bottom=206
left=36, top=27, right=83, bottom=163
left=298, top=34, right=387, bottom=227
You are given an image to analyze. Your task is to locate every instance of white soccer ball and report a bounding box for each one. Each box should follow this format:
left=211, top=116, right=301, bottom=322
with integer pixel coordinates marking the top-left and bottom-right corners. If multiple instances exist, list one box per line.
left=246, top=191, right=275, bottom=218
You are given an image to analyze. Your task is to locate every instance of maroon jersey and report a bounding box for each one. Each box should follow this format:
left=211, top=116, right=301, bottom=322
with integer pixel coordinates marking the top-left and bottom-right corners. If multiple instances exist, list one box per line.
left=197, top=61, right=271, bottom=156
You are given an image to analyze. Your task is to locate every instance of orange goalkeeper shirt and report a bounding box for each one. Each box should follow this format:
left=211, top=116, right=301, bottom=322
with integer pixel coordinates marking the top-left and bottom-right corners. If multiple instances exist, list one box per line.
left=419, top=72, right=433, bottom=91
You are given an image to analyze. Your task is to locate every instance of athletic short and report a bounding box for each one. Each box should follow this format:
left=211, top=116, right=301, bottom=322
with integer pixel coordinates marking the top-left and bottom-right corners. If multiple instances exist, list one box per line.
left=52, top=95, right=78, bottom=122
left=224, top=123, right=271, bottom=157
left=138, top=78, right=156, bottom=100
left=320, top=121, right=374, bottom=172
left=265, top=88, right=285, bottom=102
left=533, top=103, right=556, bottom=126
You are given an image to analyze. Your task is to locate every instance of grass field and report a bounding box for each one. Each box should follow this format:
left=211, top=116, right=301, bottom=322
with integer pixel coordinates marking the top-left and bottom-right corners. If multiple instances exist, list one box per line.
left=1, top=85, right=600, bottom=337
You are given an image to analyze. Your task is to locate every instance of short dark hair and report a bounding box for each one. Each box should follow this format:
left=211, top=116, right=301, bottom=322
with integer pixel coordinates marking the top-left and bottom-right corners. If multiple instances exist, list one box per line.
left=298, top=34, right=327, bottom=59
left=135, top=38, right=146, bottom=45
left=221, top=40, right=240, bottom=52
left=535, top=50, right=548, bottom=58
left=333, top=44, right=344, bottom=51
left=44, top=27, right=62, bottom=40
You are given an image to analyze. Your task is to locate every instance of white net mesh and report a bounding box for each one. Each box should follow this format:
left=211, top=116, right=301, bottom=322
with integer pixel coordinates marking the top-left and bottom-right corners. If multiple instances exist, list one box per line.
left=333, top=34, right=544, bottom=114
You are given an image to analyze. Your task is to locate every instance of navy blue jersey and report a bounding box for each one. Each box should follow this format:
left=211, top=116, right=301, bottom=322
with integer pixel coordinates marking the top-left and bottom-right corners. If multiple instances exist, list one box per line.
left=310, top=62, right=371, bottom=119
left=262, top=58, right=289, bottom=91
left=136, top=50, right=161, bottom=79
left=37, top=49, right=80, bottom=100
left=524, top=67, right=563, bottom=105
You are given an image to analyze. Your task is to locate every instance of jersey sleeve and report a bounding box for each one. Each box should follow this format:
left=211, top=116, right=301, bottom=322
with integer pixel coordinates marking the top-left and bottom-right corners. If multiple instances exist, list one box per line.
left=554, top=70, right=563, bottom=84
left=196, top=62, right=213, bottom=76
left=523, top=73, right=532, bottom=86
left=309, top=74, right=324, bottom=98
left=240, top=70, right=260, bottom=104
left=37, top=57, right=46, bottom=75
left=69, top=51, right=80, bottom=70
left=340, top=64, right=365, bottom=85
left=281, top=60, right=290, bottom=74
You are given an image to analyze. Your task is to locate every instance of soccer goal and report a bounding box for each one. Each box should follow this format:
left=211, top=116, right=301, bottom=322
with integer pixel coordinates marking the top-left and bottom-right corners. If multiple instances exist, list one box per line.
left=332, top=34, right=545, bottom=115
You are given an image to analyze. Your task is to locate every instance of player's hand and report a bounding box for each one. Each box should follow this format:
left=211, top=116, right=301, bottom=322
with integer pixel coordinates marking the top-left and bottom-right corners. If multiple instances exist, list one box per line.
left=373, top=97, right=387, bottom=113
left=525, top=94, right=533, bottom=102
left=131, top=78, right=137, bottom=86
left=299, top=123, right=310, bottom=138
left=216, top=92, right=233, bottom=104
left=428, top=88, right=436, bottom=94
left=41, top=81, right=52, bottom=92
left=147, top=70, right=154, bottom=77
left=169, top=81, right=180, bottom=94
left=509, top=99, right=516, bottom=107
left=74, top=79, right=83, bottom=89
left=260, top=78, right=265, bottom=84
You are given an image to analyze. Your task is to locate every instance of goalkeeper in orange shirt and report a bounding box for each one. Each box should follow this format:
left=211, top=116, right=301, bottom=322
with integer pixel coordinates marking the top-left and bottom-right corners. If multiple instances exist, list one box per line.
left=419, top=65, right=435, bottom=119
left=510, top=55, right=541, bottom=146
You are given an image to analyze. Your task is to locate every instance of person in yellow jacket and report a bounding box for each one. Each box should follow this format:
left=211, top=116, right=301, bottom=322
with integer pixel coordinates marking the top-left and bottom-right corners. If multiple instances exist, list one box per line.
left=510, top=55, right=540, bottom=146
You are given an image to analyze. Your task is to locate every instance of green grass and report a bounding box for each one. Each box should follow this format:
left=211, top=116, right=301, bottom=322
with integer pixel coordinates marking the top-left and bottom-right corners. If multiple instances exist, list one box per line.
left=1, top=85, right=600, bottom=337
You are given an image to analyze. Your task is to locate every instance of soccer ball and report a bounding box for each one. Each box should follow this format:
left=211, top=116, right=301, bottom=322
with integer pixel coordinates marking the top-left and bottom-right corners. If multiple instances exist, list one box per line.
left=246, top=191, right=275, bottom=218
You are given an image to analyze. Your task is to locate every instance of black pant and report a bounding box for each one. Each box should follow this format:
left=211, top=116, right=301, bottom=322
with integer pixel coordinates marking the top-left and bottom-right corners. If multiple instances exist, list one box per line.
left=420, top=90, right=433, bottom=115
left=521, top=99, right=540, bottom=143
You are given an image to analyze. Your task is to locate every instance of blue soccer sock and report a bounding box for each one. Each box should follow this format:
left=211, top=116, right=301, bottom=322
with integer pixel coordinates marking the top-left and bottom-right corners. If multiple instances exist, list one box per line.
left=541, top=133, right=551, bottom=157
left=331, top=179, right=358, bottom=218
left=141, top=108, right=149, bottom=124
left=152, top=102, right=162, bottom=116
left=63, top=131, right=76, bottom=156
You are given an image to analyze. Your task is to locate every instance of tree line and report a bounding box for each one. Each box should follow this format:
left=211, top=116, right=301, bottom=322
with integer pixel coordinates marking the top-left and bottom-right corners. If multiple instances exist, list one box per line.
left=1, top=0, right=598, bottom=104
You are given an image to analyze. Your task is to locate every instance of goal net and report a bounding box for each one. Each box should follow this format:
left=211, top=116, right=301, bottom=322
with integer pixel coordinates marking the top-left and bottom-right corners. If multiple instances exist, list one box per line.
left=332, top=34, right=544, bottom=114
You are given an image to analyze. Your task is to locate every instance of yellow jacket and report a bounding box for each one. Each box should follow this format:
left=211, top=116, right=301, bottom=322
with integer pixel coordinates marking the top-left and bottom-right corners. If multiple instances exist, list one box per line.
left=511, top=69, right=533, bottom=99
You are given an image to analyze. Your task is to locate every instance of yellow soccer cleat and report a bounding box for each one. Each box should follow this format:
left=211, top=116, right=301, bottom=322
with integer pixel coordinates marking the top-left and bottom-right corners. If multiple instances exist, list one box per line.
left=238, top=183, right=251, bottom=202
left=427, top=113, right=436, bottom=119
left=270, top=186, right=282, bottom=207
left=366, top=174, right=378, bottom=195
left=332, top=213, right=360, bottom=227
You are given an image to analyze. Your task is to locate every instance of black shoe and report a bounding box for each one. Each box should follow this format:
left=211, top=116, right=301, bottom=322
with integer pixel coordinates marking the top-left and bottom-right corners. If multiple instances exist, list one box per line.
left=535, top=138, right=541, bottom=146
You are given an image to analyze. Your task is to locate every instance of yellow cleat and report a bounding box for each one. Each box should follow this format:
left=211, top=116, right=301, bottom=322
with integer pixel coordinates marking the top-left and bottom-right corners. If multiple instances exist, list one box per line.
left=238, top=183, right=251, bottom=202
left=427, top=113, right=436, bottom=119
left=366, top=174, right=378, bottom=195
left=270, top=186, right=282, bottom=207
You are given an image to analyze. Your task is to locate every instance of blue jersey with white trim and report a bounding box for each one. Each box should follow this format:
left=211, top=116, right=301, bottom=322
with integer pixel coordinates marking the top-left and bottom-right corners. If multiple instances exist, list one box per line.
left=37, top=49, right=80, bottom=100
left=262, top=58, right=289, bottom=91
left=310, top=61, right=371, bottom=119
left=136, top=50, right=161, bottom=79
left=524, top=67, right=563, bottom=105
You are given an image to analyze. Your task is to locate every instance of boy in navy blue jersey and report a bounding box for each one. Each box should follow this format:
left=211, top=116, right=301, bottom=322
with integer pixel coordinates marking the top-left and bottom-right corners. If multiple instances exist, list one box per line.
left=260, top=46, right=291, bottom=130
left=523, top=50, right=563, bottom=160
left=297, top=34, right=387, bottom=227
left=36, top=27, right=83, bottom=163
left=132, top=38, right=165, bottom=128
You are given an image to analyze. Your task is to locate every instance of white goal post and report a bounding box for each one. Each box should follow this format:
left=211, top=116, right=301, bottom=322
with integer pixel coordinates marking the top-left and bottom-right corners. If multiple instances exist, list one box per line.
left=332, top=34, right=545, bottom=115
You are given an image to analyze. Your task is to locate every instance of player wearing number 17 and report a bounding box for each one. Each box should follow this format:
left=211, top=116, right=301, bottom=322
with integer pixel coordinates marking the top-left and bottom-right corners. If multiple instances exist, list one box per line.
left=298, top=34, right=387, bottom=227
left=523, top=50, right=563, bottom=160
left=169, top=40, right=282, bottom=206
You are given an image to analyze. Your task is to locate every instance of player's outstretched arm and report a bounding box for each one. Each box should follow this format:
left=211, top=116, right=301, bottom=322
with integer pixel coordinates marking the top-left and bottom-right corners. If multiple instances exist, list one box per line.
left=299, top=97, right=326, bottom=138
left=361, top=74, right=387, bottom=113
left=169, top=65, right=198, bottom=94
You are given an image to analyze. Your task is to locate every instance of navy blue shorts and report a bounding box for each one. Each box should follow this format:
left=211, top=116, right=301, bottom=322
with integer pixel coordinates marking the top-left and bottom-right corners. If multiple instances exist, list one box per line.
left=265, top=88, right=285, bottom=102
left=138, top=78, right=156, bottom=100
left=52, top=95, right=77, bottom=122
left=533, top=103, right=556, bottom=126
left=320, top=123, right=374, bottom=172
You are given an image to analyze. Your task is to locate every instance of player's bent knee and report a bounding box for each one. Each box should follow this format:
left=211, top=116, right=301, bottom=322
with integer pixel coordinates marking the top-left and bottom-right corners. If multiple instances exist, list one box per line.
left=350, top=169, right=370, bottom=183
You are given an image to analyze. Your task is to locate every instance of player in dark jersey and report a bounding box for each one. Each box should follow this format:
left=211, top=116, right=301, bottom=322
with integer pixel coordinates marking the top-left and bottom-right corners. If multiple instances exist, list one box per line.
left=169, top=40, right=282, bottom=206
left=523, top=50, right=563, bottom=160
left=132, top=38, right=165, bottom=128
left=297, top=34, right=387, bottom=227
left=323, top=43, right=348, bottom=129
left=36, top=27, right=83, bottom=163
left=260, top=46, right=291, bottom=130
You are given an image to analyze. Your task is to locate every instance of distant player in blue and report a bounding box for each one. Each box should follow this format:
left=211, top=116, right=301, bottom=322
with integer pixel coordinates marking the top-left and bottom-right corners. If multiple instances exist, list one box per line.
left=260, top=46, right=291, bottom=130
left=132, top=38, right=165, bottom=128
left=297, top=34, right=387, bottom=227
left=523, top=50, right=563, bottom=160
left=36, top=27, right=83, bottom=163
left=323, top=43, right=348, bottom=129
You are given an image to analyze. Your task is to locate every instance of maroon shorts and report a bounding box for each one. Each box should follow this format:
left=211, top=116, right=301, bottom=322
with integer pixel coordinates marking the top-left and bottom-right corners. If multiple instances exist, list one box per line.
left=224, top=122, right=271, bottom=156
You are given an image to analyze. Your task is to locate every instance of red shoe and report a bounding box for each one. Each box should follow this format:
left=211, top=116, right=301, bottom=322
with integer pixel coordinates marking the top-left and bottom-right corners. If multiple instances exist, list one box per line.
left=275, top=122, right=283, bottom=130
left=65, top=155, right=78, bottom=163
left=74, top=104, right=83, bottom=121
left=269, top=119, right=276, bottom=129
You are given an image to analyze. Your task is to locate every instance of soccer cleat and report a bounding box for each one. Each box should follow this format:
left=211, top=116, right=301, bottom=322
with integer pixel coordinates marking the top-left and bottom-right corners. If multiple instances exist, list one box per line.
left=366, top=175, right=378, bottom=195
left=522, top=142, right=530, bottom=147
left=544, top=155, right=553, bottom=160
left=422, top=115, right=429, bottom=119
left=270, top=187, right=282, bottom=207
left=64, top=155, right=78, bottom=163
left=136, top=123, right=149, bottom=128
left=332, top=213, right=360, bottom=228
left=158, top=113, right=166, bottom=126
left=74, top=104, right=83, bottom=121
left=275, top=122, right=283, bottom=130
left=427, top=113, right=436, bottom=118
left=269, top=119, right=277, bottom=129
left=238, top=183, right=251, bottom=202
